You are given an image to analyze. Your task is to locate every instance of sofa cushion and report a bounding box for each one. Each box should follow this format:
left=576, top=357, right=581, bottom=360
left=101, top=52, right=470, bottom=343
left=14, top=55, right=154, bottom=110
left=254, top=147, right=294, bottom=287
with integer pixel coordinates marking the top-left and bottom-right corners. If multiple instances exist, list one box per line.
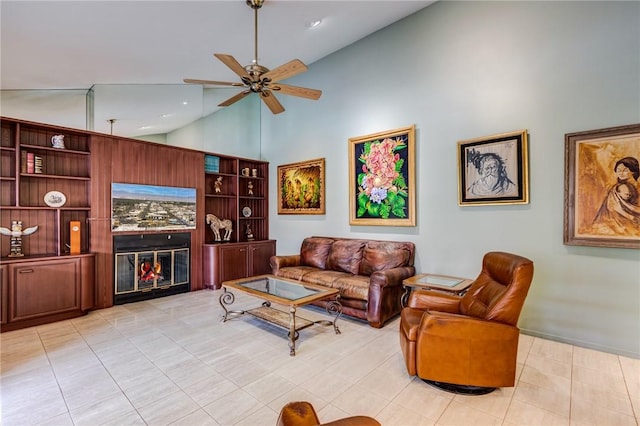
left=303, top=269, right=353, bottom=288
left=332, top=275, right=370, bottom=300
left=300, top=237, right=335, bottom=269
left=276, top=266, right=319, bottom=281
left=326, top=240, right=366, bottom=275
left=359, top=241, right=413, bottom=276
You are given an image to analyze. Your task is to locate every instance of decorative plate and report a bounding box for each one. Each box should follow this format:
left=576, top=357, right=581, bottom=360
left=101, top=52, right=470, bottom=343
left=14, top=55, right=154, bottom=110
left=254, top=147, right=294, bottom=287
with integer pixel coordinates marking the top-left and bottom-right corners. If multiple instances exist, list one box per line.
left=44, top=191, right=66, bottom=208
left=242, top=206, right=252, bottom=217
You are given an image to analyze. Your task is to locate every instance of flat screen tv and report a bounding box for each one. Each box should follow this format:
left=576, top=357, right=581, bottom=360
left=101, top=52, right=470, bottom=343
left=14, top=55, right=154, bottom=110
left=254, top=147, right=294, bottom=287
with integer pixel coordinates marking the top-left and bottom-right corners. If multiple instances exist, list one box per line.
left=111, top=183, right=197, bottom=232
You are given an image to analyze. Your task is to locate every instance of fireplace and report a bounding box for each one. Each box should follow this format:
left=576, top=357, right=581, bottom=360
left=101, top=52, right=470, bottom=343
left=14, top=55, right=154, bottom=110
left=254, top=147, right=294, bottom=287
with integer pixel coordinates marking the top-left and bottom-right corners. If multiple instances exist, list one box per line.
left=113, top=233, right=191, bottom=305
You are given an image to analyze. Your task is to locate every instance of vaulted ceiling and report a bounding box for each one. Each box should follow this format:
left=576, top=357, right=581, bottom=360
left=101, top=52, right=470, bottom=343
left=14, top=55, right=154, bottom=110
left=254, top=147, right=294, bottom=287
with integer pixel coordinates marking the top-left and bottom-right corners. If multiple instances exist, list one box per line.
left=1, top=1, right=434, bottom=136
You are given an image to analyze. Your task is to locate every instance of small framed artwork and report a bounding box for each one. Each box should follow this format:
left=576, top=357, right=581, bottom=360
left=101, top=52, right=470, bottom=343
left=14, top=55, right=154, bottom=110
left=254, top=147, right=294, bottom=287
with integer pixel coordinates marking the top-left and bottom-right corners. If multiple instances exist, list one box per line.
left=564, top=123, right=640, bottom=249
left=277, top=158, right=326, bottom=215
left=349, top=125, right=416, bottom=226
left=458, top=130, right=529, bottom=206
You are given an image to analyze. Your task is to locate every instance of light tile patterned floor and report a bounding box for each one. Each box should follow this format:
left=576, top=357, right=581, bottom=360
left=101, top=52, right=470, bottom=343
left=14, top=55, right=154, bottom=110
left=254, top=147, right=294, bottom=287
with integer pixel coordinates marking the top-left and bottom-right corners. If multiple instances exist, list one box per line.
left=1, top=290, right=638, bottom=425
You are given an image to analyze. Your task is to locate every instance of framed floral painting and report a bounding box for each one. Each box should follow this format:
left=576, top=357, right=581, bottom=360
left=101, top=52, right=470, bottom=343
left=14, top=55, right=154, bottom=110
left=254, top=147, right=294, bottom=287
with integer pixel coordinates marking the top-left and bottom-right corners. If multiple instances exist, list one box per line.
left=349, top=125, right=416, bottom=226
left=564, top=123, right=640, bottom=249
left=277, top=158, right=325, bottom=215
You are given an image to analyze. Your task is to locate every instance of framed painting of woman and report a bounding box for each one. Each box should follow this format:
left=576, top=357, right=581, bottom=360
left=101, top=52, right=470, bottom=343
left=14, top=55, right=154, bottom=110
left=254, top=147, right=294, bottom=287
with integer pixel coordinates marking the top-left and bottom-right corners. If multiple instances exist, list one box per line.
left=564, top=123, right=640, bottom=249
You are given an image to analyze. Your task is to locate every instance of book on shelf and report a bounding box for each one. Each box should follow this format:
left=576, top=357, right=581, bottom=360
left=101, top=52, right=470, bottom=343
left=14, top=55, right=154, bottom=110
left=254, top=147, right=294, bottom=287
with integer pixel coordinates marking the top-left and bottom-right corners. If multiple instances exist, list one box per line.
left=205, top=155, right=220, bottom=173
left=21, top=151, right=44, bottom=174
left=26, top=152, right=34, bottom=174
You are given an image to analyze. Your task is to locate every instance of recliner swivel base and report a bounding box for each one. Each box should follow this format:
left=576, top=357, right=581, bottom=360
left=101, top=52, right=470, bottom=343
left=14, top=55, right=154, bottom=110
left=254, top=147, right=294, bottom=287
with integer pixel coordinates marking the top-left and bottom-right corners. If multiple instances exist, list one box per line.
left=423, top=379, right=496, bottom=395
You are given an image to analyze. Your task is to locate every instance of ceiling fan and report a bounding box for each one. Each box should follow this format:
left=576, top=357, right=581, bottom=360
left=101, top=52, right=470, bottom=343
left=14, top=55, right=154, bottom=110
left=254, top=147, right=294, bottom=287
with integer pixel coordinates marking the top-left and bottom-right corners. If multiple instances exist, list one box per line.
left=184, top=0, right=322, bottom=115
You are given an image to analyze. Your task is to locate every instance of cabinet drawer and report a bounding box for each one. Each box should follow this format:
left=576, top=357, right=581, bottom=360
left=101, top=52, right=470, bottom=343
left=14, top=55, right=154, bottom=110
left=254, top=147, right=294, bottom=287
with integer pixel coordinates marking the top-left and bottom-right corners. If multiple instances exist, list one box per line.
left=9, top=259, right=80, bottom=322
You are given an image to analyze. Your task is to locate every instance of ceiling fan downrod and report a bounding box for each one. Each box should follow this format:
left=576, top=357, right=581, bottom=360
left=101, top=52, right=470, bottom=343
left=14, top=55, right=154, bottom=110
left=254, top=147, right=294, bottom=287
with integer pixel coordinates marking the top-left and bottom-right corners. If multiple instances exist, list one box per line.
left=247, top=0, right=264, bottom=66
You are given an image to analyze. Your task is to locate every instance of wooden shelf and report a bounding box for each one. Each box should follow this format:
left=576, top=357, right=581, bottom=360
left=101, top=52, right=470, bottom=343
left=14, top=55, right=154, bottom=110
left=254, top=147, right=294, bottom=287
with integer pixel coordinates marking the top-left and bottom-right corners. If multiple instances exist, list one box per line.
left=20, top=144, right=90, bottom=155
left=1, top=119, right=92, bottom=258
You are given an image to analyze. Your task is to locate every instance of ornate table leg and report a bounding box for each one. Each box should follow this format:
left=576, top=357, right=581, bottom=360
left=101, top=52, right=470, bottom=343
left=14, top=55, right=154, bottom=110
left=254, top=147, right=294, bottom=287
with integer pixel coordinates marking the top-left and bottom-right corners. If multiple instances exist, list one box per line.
left=219, top=288, right=243, bottom=322
left=401, top=286, right=411, bottom=308
left=325, top=299, right=343, bottom=335
left=289, top=306, right=297, bottom=356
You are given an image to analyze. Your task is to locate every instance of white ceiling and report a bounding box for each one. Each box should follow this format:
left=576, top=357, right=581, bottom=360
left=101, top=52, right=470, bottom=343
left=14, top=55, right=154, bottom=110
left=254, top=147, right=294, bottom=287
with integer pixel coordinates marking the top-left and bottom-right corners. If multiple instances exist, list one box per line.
left=1, top=0, right=434, bottom=137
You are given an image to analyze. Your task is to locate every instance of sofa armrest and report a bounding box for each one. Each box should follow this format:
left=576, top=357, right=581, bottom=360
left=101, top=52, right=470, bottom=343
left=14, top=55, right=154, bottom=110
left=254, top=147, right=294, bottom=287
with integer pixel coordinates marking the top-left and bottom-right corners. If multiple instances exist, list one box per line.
left=367, top=266, right=415, bottom=328
left=369, top=266, right=416, bottom=288
left=270, top=254, right=301, bottom=274
left=407, top=290, right=461, bottom=314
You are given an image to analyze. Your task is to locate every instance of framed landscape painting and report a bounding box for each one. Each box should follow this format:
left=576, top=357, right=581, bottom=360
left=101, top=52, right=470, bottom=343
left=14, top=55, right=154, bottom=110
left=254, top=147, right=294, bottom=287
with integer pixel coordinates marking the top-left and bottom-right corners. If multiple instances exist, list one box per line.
left=564, top=123, right=640, bottom=249
left=277, top=158, right=325, bottom=215
left=349, top=125, right=416, bottom=226
left=458, top=130, right=529, bottom=206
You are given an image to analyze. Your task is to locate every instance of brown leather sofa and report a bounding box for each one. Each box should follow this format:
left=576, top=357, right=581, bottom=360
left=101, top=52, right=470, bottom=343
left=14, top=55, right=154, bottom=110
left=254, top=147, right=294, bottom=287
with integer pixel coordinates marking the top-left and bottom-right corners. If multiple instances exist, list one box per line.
left=277, top=401, right=380, bottom=426
left=399, top=251, right=534, bottom=394
left=270, top=236, right=415, bottom=328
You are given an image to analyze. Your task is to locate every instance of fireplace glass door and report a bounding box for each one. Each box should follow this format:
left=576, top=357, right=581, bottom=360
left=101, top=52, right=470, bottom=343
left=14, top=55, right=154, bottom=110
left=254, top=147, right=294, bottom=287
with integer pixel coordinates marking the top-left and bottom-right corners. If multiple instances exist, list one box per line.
left=115, top=247, right=190, bottom=296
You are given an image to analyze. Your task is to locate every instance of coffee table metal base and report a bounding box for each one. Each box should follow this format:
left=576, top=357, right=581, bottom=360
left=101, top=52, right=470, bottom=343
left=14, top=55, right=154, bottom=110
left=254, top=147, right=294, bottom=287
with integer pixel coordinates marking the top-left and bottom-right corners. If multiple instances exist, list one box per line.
left=219, top=289, right=342, bottom=356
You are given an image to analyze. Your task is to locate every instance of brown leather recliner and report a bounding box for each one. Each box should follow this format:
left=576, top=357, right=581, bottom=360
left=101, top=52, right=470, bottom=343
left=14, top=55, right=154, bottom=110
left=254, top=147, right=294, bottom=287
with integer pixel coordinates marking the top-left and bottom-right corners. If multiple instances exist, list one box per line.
left=399, top=251, right=534, bottom=394
left=277, top=401, right=381, bottom=426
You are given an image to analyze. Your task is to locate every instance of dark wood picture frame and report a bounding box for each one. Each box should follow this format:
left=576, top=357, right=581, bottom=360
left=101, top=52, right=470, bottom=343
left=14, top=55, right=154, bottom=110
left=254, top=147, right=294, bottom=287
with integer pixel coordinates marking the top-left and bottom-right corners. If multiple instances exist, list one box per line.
left=564, top=123, right=640, bottom=249
left=349, top=125, right=416, bottom=226
left=277, top=158, right=326, bottom=215
left=458, top=130, right=529, bottom=206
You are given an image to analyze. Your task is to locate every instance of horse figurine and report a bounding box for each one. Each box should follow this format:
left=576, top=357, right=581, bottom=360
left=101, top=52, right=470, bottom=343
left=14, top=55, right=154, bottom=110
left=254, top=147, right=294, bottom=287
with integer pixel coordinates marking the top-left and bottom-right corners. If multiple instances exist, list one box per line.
left=206, top=214, right=233, bottom=241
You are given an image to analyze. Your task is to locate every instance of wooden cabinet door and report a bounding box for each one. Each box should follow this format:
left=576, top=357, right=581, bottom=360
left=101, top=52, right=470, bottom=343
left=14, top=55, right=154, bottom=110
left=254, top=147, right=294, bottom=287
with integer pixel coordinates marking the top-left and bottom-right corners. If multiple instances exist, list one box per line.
left=218, top=245, right=249, bottom=283
left=9, top=258, right=80, bottom=322
left=0, top=265, right=7, bottom=325
left=249, top=241, right=276, bottom=276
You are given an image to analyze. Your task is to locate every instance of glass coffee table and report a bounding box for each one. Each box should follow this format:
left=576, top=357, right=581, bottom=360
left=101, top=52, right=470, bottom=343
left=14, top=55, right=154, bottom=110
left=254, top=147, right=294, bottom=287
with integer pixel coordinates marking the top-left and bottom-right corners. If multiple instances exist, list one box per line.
left=219, top=274, right=342, bottom=356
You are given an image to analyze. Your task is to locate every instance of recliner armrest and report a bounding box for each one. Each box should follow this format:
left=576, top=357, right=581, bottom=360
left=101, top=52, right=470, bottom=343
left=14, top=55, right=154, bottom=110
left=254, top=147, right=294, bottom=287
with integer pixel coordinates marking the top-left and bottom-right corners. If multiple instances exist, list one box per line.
left=419, top=311, right=518, bottom=338
left=407, top=290, right=461, bottom=313
left=270, top=254, right=301, bottom=274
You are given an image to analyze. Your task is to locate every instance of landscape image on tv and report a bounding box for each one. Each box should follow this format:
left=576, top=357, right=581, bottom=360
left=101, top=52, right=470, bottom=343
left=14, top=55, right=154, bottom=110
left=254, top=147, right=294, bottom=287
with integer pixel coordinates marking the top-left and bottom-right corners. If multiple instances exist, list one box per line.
left=111, top=183, right=197, bottom=232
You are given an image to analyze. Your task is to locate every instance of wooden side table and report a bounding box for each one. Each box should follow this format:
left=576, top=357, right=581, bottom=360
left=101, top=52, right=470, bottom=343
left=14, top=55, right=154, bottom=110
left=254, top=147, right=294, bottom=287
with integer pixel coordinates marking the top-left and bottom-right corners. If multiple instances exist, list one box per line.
left=402, top=273, right=473, bottom=307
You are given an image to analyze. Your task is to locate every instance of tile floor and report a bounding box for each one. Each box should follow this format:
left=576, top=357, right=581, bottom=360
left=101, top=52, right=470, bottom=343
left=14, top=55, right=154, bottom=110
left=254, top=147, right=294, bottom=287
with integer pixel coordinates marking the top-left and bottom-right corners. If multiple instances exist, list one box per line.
left=1, top=289, right=638, bottom=426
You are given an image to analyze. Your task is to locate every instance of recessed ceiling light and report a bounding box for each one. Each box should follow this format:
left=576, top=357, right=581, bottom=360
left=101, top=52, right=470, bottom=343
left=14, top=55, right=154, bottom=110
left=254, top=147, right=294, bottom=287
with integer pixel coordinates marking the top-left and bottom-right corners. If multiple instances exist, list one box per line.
left=139, top=125, right=152, bottom=130
left=161, top=113, right=172, bottom=118
left=305, top=19, right=322, bottom=29
left=182, top=101, right=188, bottom=105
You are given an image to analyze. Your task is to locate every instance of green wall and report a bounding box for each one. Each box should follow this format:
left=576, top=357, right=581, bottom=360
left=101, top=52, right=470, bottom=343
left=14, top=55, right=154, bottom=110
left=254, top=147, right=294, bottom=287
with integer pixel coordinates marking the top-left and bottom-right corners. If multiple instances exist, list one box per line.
left=261, top=1, right=640, bottom=358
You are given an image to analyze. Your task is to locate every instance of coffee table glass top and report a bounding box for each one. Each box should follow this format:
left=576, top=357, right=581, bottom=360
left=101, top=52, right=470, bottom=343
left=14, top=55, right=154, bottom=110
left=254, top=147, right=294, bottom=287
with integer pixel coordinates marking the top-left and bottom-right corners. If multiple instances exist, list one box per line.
left=222, top=275, right=338, bottom=306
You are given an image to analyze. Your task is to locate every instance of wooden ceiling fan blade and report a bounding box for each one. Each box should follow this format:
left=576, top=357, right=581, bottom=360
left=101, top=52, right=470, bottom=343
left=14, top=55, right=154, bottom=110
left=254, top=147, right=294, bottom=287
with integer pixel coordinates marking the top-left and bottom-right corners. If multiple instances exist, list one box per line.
left=271, top=83, right=322, bottom=100
left=183, top=79, right=245, bottom=87
left=262, top=59, right=308, bottom=83
left=219, top=90, right=251, bottom=107
left=260, top=90, right=285, bottom=114
left=214, top=53, right=250, bottom=79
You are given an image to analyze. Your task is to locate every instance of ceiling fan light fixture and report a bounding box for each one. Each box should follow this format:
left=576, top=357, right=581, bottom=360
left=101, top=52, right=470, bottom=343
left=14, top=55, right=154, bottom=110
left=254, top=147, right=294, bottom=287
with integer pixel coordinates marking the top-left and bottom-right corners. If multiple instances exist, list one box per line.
left=247, top=0, right=264, bottom=10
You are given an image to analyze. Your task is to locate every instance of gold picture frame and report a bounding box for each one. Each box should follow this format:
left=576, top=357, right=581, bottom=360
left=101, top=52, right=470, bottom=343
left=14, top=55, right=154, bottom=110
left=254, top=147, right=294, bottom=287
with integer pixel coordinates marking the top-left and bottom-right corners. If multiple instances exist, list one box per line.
left=458, top=130, right=529, bottom=206
left=349, top=125, right=416, bottom=226
left=564, top=123, right=640, bottom=249
left=277, top=158, right=326, bottom=215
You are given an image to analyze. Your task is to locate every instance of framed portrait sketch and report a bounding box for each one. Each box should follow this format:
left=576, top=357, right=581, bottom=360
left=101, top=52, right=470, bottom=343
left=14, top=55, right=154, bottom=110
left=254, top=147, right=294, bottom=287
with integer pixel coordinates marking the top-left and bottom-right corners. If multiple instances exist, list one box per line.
left=564, top=123, right=640, bottom=249
left=349, top=125, right=416, bottom=226
left=458, top=130, right=529, bottom=206
left=277, top=158, right=325, bottom=215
